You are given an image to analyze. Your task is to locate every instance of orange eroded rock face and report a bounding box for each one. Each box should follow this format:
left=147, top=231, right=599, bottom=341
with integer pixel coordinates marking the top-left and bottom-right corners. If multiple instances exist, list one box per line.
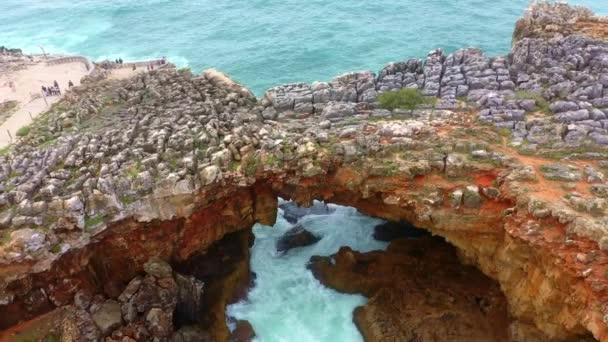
left=0, top=182, right=276, bottom=331
left=273, top=167, right=606, bottom=341
left=309, top=237, right=511, bottom=342
left=1, top=164, right=607, bottom=341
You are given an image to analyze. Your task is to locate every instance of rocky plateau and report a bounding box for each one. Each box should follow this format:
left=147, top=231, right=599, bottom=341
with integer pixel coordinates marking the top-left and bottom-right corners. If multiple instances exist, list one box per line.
left=2, top=2, right=608, bottom=341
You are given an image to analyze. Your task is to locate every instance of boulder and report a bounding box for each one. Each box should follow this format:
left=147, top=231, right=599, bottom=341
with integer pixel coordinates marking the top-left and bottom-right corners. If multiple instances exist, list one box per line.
left=143, top=258, right=173, bottom=278
left=91, top=300, right=123, bottom=336
left=279, top=201, right=334, bottom=224
left=230, top=320, right=256, bottom=342
left=463, top=185, right=482, bottom=208
left=276, top=224, right=320, bottom=253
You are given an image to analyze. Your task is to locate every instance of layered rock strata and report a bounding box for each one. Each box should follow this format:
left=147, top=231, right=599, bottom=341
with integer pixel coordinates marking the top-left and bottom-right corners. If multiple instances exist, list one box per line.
left=1, top=2, right=608, bottom=341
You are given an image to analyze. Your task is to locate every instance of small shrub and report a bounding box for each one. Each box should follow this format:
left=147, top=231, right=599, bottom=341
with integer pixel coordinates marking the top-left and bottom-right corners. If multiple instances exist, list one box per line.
left=0, top=146, right=10, bottom=156
left=16, top=126, right=30, bottom=137
left=50, top=244, right=62, bottom=254
left=497, top=128, right=512, bottom=137
left=120, top=194, right=136, bottom=205
left=125, top=161, right=142, bottom=179
left=229, top=161, right=240, bottom=171
left=378, top=89, right=433, bottom=111
left=264, top=154, right=281, bottom=167
left=245, top=158, right=259, bottom=177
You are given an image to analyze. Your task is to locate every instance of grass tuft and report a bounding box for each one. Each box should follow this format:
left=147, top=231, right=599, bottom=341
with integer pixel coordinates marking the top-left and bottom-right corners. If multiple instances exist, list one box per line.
left=16, top=126, right=30, bottom=137
left=378, top=89, right=434, bottom=111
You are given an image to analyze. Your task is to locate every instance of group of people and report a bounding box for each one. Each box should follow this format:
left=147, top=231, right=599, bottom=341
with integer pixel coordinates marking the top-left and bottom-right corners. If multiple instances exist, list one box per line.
left=42, top=80, right=73, bottom=97
left=101, top=58, right=124, bottom=71
left=100, top=56, right=168, bottom=72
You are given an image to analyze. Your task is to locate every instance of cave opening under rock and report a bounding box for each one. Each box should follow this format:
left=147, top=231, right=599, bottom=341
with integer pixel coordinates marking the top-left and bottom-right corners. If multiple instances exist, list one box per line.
left=225, top=200, right=515, bottom=342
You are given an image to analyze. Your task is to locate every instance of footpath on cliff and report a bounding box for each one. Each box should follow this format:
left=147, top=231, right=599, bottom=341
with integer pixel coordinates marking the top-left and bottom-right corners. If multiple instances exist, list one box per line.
left=0, top=51, right=170, bottom=148
left=1, top=2, right=608, bottom=342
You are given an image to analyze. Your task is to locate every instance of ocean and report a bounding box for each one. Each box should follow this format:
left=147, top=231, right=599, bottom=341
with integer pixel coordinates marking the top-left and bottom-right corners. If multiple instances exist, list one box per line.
left=1, top=0, right=607, bottom=96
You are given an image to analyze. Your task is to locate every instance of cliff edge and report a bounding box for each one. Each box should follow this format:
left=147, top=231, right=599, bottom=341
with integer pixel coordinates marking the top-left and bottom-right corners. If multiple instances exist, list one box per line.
left=1, top=2, right=608, bottom=341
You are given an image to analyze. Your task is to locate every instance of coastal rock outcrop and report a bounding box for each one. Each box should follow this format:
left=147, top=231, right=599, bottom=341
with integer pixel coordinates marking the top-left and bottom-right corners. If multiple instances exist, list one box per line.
left=308, top=237, right=513, bottom=341
left=1, top=2, right=608, bottom=341
left=276, top=224, right=320, bottom=253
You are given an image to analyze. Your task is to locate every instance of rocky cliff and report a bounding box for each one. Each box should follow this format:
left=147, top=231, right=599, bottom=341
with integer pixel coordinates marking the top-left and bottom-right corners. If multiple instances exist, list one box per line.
left=1, top=2, right=608, bottom=341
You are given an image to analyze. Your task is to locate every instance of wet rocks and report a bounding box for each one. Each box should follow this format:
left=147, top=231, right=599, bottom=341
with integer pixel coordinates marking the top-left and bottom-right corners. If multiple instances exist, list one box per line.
left=230, top=320, right=256, bottom=342
left=309, top=238, right=511, bottom=342
left=276, top=224, right=321, bottom=253
left=279, top=201, right=334, bottom=224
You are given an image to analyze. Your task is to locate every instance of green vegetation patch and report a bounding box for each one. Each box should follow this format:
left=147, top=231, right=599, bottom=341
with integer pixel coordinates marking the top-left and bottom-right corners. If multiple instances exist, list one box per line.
left=0, top=145, right=11, bottom=156
left=378, top=89, right=435, bottom=111
left=85, top=214, right=105, bottom=229
left=263, top=154, right=281, bottom=167
left=120, top=194, right=136, bottom=205
left=245, top=158, right=259, bottom=177
left=16, top=125, right=31, bottom=137
left=125, top=161, right=142, bottom=179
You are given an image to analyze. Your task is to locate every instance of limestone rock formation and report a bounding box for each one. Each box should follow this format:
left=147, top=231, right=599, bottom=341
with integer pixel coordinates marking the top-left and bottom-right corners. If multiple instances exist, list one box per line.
left=1, top=2, right=608, bottom=341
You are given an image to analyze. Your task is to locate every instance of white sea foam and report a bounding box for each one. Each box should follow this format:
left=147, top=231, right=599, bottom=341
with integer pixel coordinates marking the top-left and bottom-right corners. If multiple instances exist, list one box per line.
left=226, top=201, right=387, bottom=342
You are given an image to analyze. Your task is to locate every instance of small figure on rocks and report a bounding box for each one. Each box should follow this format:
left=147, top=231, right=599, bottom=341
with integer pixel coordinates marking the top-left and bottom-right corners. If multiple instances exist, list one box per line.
left=68, top=80, right=74, bottom=88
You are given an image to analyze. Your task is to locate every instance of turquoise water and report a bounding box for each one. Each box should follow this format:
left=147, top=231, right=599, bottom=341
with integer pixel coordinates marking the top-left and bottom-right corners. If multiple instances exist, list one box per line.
left=1, top=1, right=607, bottom=95
left=226, top=201, right=388, bottom=342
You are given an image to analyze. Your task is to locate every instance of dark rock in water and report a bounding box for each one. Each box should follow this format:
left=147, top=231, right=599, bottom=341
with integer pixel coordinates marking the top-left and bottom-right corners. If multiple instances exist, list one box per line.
left=279, top=201, right=335, bottom=224
left=230, top=320, right=256, bottom=342
left=276, top=224, right=321, bottom=253
left=373, top=220, right=430, bottom=241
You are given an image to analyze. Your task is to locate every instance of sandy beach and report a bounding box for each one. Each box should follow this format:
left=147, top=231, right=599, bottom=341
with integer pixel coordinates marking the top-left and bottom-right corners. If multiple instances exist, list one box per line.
left=0, top=57, right=91, bottom=147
